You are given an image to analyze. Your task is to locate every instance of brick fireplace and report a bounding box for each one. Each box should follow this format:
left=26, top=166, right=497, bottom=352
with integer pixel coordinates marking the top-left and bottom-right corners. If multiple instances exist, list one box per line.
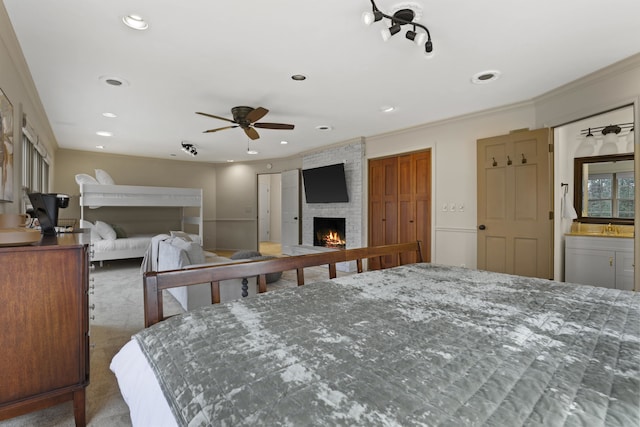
left=293, top=140, right=364, bottom=272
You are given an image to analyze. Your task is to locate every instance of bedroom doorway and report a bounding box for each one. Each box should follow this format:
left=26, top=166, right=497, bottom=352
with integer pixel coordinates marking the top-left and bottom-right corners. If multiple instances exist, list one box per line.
left=257, top=173, right=282, bottom=256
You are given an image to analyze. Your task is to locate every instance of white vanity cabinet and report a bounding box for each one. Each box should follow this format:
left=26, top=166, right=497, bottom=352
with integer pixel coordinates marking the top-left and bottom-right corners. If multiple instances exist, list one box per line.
left=565, top=235, right=634, bottom=290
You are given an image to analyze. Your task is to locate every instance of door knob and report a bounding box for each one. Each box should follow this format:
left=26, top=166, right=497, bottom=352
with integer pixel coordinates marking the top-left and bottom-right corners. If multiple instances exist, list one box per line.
left=478, top=225, right=486, bottom=230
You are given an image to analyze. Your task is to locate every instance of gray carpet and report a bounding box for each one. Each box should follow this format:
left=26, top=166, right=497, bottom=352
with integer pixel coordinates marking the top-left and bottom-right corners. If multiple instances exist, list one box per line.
left=0, top=257, right=340, bottom=426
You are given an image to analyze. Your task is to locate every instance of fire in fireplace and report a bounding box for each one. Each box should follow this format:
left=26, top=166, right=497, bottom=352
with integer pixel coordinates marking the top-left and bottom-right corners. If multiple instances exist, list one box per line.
left=313, top=217, right=346, bottom=249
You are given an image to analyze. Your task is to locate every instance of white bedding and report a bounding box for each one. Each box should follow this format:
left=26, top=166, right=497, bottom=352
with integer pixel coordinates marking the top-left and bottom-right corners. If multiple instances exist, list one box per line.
left=91, top=234, right=156, bottom=261
left=110, top=340, right=176, bottom=427
left=91, top=233, right=201, bottom=262
left=92, top=234, right=155, bottom=253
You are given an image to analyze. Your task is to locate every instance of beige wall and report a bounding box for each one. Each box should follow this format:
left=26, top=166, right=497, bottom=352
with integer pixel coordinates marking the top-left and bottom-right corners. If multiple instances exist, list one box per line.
left=214, top=157, right=301, bottom=251
left=0, top=3, right=57, bottom=214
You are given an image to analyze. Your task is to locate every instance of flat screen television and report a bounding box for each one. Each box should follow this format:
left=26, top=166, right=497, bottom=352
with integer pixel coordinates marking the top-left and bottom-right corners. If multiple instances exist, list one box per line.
left=302, top=163, right=349, bottom=203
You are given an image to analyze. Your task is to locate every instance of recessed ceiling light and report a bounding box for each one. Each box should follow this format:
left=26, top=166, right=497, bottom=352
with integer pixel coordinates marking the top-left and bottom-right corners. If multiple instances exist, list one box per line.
left=316, top=125, right=333, bottom=131
left=99, top=76, right=129, bottom=87
left=122, top=14, right=149, bottom=30
left=226, top=160, right=235, bottom=163
left=280, top=140, right=288, bottom=145
left=102, top=112, right=117, bottom=118
left=96, top=131, right=113, bottom=137
left=291, top=74, right=306, bottom=81
left=381, top=105, right=396, bottom=113
left=96, top=145, right=105, bottom=149
left=471, top=70, right=501, bottom=84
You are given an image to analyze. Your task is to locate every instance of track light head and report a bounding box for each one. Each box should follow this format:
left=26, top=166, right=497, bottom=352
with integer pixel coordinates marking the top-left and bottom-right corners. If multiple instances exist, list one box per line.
left=362, top=10, right=383, bottom=25
left=381, top=24, right=401, bottom=41
left=181, top=142, right=198, bottom=157
left=406, top=29, right=427, bottom=45
left=424, top=40, right=434, bottom=58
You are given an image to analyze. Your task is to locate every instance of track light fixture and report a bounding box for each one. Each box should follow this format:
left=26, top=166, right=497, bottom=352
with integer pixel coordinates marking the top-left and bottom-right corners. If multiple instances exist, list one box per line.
left=181, top=142, right=197, bottom=157
left=362, top=0, right=434, bottom=57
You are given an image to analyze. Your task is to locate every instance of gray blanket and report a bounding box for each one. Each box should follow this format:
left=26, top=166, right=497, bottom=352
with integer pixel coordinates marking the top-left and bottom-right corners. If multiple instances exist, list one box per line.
left=134, top=263, right=640, bottom=426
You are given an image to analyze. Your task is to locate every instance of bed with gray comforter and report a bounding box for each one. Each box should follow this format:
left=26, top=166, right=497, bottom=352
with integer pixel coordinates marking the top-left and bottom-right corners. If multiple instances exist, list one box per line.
left=134, top=263, right=639, bottom=426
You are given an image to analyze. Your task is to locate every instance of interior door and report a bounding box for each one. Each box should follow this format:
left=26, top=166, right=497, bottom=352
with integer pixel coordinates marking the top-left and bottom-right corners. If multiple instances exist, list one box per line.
left=281, top=169, right=300, bottom=255
left=369, top=157, right=398, bottom=268
left=258, top=176, right=271, bottom=242
left=477, top=128, right=553, bottom=278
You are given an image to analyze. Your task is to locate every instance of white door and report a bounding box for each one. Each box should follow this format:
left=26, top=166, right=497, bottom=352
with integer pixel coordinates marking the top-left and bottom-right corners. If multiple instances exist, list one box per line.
left=258, top=175, right=271, bottom=242
left=281, top=169, right=300, bottom=255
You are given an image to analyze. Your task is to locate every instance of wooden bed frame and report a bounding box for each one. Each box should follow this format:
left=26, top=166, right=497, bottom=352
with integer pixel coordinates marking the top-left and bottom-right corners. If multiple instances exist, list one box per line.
left=143, top=241, right=423, bottom=327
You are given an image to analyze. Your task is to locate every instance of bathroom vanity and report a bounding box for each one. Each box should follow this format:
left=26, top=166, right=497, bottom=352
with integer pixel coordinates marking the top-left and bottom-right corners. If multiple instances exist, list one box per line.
left=565, top=234, right=634, bottom=290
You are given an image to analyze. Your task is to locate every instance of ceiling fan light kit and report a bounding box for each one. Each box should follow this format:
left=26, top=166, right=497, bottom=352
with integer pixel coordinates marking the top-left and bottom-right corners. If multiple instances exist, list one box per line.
left=196, top=106, right=294, bottom=141
left=363, top=0, right=433, bottom=56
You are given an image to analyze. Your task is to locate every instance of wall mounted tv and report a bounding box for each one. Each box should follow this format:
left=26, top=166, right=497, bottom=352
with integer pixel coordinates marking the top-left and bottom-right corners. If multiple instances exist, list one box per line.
left=302, top=163, right=349, bottom=203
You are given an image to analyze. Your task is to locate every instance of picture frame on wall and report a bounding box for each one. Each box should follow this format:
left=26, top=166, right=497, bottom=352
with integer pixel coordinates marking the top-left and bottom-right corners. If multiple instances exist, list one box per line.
left=0, top=88, right=14, bottom=202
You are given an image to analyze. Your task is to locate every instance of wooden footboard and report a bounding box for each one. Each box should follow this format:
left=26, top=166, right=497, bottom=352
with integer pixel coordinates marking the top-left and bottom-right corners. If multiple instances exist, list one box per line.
left=143, top=241, right=423, bottom=327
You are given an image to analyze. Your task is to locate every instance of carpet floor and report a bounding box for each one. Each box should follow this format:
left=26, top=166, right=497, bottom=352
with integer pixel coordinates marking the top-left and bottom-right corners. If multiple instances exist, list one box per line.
left=1, top=256, right=344, bottom=426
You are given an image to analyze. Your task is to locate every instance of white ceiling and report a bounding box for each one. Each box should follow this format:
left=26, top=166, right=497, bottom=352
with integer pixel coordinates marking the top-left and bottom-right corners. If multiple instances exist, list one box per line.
left=4, top=0, right=640, bottom=163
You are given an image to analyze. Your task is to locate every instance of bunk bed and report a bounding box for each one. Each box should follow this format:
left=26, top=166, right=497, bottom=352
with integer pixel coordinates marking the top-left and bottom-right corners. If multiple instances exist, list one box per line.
left=79, top=183, right=203, bottom=262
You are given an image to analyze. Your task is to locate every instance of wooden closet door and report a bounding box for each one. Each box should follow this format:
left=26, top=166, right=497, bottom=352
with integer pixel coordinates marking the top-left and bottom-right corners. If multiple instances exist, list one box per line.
left=369, top=157, right=398, bottom=268
left=398, top=151, right=431, bottom=264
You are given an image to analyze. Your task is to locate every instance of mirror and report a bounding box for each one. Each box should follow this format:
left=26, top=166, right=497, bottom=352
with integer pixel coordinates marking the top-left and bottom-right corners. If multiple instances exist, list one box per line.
left=574, top=153, right=634, bottom=224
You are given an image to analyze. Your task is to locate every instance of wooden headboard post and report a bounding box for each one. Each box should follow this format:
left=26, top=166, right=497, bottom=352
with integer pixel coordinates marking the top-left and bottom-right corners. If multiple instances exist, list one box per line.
left=143, top=241, right=423, bottom=327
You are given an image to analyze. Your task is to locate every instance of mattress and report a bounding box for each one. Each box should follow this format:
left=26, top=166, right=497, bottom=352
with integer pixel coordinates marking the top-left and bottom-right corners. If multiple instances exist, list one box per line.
left=111, top=263, right=640, bottom=426
left=92, top=234, right=155, bottom=253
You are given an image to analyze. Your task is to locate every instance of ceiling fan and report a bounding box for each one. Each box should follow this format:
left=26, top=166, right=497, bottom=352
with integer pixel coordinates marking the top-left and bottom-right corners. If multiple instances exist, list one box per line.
left=196, top=106, right=294, bottom=140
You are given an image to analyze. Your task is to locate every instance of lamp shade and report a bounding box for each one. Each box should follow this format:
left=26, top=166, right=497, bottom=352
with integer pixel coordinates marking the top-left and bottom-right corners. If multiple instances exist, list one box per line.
left=574, top=139, right=594, bottom=157
left=626, top=129, right=635, bottom=152
left=599, top=141, right=618, bottom=155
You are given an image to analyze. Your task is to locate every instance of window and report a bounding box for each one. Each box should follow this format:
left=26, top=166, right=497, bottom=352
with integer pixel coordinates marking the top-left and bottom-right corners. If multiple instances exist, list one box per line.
left=21, top=130, right=49, bottom=209
left=586, top=171, right=634, bottom=218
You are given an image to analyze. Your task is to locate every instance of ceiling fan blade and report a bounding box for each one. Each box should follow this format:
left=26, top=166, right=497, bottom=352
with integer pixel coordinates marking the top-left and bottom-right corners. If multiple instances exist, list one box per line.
left=203, top=125, right=238, bottom=133
left=253, top=122, right=295, bottom=130
left=246, top=107, right=269, bottom=123
left=196, top=111, right=236, bottom=124
left=245, top=127, right=260, bottom=140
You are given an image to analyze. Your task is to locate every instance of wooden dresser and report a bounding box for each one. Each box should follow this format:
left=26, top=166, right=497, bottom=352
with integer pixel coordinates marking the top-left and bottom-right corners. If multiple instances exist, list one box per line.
left=0, top=233, right=90, bottom=426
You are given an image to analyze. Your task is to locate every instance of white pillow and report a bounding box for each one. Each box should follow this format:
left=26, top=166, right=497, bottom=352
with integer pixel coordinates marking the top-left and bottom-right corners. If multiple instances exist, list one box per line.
left=171, top=237, right=206, bottom=265
left=95, top=169, right=115, bottom=185
left=95, top=220, right=117, bottom=240
left=170, top=230, right=192, bottom=241
left=75, top=174, right=99, bottom=186
left=80, top=219, right=102, bottom=241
